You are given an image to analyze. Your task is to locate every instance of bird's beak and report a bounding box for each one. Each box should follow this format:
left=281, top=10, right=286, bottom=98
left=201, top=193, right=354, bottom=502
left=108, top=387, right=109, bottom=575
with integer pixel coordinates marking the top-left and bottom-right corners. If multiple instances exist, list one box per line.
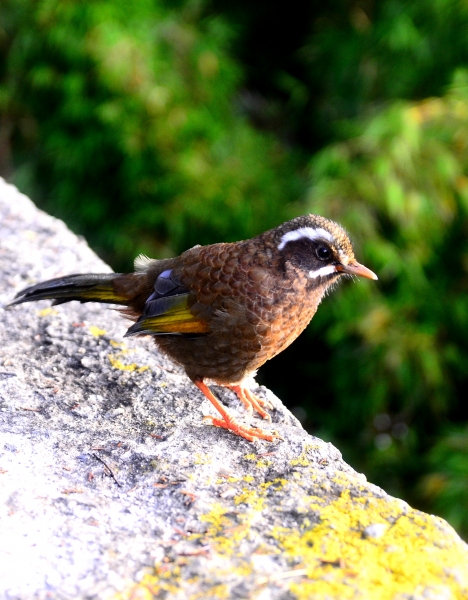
left=336, top=261, right=378, bottom=280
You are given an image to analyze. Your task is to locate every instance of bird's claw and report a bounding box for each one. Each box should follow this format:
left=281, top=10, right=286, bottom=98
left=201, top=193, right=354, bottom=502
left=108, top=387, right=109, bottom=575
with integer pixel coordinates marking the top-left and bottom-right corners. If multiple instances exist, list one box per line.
left=203, top=415, right=280, bottom=442
left=226, top=385, right=273, bottom=421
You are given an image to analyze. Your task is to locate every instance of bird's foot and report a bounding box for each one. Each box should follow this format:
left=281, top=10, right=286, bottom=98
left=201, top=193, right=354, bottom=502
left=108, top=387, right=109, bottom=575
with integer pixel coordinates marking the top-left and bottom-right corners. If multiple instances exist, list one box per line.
left=192, top=378, right=280, bottom=442
left=226, top=385, right=273, bottom=420
left=203, top=415, right=280, bottom=442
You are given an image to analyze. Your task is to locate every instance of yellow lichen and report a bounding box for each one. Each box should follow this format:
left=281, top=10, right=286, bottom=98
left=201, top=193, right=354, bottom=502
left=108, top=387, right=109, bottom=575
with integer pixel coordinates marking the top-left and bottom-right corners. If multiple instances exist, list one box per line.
left=37, top=307, right=58, bottom=317
left=121, top=464, right=468, bottom=600
left=290, top=450, right=311, bottom=467
left=199, top=503, right=241, bottom=554
left=332, top=471, right=366, bottom=489
left=89, top=325, right=106, bottom=337
left=215, top=476, right=240, bottom=484
left=255, top=459, right=272, bottom=468
left=233, top=488, right=265, bottom=512
left=271, top=489, right=468, bottom=600
left=110, top=339, right=125, bottom=348
left=108, top=353, right=149, bottom=372
left=192, top=453, right=212, bottom=465
left=259, top=478, right=288, bottom=493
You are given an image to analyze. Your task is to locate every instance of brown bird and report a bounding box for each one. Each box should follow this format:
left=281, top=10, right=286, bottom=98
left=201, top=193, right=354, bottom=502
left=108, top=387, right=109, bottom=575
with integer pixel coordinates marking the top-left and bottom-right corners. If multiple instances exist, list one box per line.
left=9, top=215, right=377, bottom=442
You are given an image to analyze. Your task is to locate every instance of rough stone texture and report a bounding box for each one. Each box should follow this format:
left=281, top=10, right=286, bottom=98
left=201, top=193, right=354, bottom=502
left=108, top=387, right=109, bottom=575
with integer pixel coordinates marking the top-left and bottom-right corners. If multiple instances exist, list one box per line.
left=0, top=177, right=467, bottom=600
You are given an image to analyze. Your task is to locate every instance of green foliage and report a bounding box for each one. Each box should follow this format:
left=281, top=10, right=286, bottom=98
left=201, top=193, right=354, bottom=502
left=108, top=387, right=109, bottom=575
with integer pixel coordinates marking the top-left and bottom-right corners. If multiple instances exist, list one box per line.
left=304, top=72, right=468, bottom=525
left=0, top=0, right=302, bottom=268
left=303, top=0, right=468, bottom=121
left=422, top=425, right=468, bottom=535
left=213, top=0, right=468, bottom=147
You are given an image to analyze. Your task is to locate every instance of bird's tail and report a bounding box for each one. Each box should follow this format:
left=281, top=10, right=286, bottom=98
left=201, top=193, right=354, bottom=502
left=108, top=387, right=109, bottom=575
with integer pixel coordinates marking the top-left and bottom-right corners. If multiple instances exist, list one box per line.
left=8, top=273, right=131, bottom=307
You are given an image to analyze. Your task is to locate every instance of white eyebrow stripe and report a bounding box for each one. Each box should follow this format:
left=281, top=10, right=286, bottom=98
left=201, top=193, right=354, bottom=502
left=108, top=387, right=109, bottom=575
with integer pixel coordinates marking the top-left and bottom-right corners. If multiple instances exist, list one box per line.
left=308, top=265, right=337, bottom=279
left=278, top=227, right=335, bottom=250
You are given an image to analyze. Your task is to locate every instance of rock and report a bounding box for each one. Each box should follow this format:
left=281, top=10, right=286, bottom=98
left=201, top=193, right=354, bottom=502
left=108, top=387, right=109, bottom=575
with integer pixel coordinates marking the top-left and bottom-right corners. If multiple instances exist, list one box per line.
left=0, top=177, right=467, bottom=599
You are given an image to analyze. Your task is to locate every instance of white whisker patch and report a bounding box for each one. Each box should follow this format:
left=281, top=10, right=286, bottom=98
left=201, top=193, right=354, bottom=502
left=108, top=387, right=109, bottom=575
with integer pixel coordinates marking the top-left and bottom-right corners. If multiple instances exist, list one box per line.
left=278, top=227, right=335, bottom=250
left=308, top=265, right=337, bottom=279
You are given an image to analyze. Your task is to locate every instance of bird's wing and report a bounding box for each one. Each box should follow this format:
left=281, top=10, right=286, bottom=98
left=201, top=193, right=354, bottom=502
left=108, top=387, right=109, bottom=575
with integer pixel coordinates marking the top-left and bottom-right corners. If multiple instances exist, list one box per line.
left=124, top=269, right=209, bottom=336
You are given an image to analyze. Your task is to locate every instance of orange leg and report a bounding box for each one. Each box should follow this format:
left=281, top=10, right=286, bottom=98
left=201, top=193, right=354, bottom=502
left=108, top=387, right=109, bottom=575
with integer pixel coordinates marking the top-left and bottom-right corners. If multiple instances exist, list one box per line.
left=192, top=379, right=279, bottom=442
left=225, top=385, right=273, bottom=421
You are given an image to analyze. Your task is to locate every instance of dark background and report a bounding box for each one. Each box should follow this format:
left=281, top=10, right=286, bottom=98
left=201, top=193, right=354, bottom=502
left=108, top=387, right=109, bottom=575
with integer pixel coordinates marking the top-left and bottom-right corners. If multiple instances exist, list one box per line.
left=2, top=0, right=468, bottom=537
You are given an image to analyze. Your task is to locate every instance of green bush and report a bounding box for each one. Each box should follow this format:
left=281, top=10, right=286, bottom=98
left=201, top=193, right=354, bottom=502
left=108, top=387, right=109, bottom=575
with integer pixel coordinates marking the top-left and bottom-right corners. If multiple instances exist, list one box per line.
left=1, top=0, right=302, bottom=268
left=304, top=72, right=468, bottom=525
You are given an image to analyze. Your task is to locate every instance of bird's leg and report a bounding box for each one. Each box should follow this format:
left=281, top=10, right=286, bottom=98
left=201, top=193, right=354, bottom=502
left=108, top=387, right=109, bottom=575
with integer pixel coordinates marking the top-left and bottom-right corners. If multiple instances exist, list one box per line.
left=192, top=379, right=279, bottom=442
left=225, top=385, right=273, bottom=421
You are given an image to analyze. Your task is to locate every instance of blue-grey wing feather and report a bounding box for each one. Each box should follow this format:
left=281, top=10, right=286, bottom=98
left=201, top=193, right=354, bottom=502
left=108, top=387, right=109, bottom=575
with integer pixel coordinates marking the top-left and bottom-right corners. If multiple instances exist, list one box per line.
left=125, top=269, right=204, bottom=338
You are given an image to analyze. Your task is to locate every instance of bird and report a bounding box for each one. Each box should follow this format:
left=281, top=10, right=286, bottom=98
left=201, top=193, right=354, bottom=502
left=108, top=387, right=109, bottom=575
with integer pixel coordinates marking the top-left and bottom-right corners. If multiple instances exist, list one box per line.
left=9, top=214, right=377, bottom=442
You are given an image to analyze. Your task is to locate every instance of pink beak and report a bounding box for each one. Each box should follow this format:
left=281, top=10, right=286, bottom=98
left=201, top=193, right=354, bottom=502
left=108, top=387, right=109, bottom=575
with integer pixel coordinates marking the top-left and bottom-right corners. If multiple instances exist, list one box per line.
left=336, top=261, right=378, bottom=280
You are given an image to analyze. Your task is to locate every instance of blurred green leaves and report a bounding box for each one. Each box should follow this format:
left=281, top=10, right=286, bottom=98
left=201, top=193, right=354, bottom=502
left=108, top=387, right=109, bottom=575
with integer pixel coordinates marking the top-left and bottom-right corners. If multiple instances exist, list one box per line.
left=422, top=426, right=468, bottom=535
left=0, top=0, right=302, bottom=266
left=303, top=74, right=468, bottom=524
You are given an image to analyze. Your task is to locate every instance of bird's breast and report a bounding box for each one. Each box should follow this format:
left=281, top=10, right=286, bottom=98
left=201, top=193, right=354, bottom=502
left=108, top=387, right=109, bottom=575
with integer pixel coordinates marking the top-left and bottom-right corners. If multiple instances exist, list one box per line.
left=155, top=244, right=320, bottom=383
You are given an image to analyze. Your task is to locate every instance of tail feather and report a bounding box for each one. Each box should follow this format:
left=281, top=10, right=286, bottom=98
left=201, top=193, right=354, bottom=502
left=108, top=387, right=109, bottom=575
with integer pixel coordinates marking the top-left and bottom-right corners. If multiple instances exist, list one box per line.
left=8, top=273, right=129, bottom=307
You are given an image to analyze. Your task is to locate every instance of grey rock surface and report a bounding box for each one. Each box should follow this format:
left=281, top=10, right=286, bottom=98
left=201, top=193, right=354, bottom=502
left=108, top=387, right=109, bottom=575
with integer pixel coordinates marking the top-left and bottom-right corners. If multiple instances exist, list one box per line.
left=1, top=178, right=467, bottom=600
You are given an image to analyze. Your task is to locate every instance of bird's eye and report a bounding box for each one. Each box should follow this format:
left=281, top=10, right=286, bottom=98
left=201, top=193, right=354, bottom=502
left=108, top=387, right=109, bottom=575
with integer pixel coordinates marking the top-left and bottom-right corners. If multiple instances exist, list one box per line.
left=316, top=246, right=331, bottom=260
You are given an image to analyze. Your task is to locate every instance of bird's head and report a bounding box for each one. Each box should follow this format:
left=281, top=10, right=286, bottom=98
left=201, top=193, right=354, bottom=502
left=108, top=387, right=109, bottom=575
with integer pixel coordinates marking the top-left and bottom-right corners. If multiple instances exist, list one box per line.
left=272, top=214, right=377, bottom=287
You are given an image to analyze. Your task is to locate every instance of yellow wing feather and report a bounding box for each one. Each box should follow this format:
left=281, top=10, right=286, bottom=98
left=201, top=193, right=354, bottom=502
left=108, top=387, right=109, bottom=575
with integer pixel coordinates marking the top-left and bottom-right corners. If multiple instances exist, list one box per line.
left=127, top=294, right=210, bottom=335
left=139, top=310, right=210, bottom=334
